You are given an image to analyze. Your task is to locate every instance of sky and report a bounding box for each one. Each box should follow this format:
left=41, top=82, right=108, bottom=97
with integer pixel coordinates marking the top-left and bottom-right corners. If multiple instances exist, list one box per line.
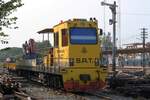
left=1, top=0, right=150, bottom=49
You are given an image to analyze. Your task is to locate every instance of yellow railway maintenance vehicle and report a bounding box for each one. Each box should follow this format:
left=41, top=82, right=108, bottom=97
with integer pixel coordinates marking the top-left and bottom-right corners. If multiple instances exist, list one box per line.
left=4, top=63, right=16, bottom=70
left=4, top=58, right=16, bottom=71
left=16, top=18, right=107, bottom=92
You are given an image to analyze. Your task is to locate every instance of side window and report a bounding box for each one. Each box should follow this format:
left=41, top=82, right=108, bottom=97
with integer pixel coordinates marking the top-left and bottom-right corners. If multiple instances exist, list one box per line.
left=54, top=32, right=59, bottom=47
left=62, top=29, right=68, bottom=46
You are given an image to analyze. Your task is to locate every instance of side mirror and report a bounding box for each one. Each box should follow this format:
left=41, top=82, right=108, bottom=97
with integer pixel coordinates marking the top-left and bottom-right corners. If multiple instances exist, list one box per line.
left=99, top=29, right=103, bottom=35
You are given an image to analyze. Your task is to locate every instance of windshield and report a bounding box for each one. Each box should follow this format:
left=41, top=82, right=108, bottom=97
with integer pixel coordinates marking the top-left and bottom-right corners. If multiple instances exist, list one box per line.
left=70, top=28, right=97, bottom=44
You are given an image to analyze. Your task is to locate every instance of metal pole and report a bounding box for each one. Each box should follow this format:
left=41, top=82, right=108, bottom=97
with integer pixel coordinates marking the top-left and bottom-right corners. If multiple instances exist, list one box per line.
left=141, top=28, right=148, bottom=73
left=101, top=1, right=117, bottom=77
left=48, top=33, right=50, bottom=46
left=42, top=34, right=44, bottom=42
left=103, top=0, right=106, bottom=33
left=112, top=1, right=117, bottom=74
left=143, top=29, right=145, bottom=68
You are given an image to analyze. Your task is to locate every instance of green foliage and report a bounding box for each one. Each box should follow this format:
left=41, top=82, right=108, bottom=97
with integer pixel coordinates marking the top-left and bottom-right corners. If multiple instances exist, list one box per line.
left=0, top=0, right=23, bottom=36
left=36, top=40, right=51, bottom=50
left=0, top=47, right=23, bottom=62
left=0, top=41, right=52, bottom=62
left=36, top=40, right=52, bottom=57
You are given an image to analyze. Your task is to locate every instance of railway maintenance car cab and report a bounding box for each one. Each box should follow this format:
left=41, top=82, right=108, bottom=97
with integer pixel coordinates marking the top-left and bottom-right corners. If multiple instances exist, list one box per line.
left=45, top=18, right=107, bottom=92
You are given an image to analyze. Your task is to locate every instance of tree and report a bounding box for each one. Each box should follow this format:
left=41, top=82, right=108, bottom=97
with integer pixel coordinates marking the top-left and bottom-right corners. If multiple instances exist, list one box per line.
left=0, top=0, right=23, bottom=36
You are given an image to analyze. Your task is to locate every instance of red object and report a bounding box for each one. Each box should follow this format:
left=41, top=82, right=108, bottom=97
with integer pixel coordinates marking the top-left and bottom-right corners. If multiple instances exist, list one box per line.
left=28, top=39, right=36, bottom=53
left=64, top=80, right=106, bottom=92
left=60, top=20, right=63, bottom=23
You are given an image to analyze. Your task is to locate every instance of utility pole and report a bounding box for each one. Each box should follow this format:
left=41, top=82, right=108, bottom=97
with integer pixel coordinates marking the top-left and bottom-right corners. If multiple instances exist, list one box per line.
left=117, top=0, right=121, bottom=48
left=141, top=28, right=148, bottom=73
left=101, top=1, right=118, bottom=77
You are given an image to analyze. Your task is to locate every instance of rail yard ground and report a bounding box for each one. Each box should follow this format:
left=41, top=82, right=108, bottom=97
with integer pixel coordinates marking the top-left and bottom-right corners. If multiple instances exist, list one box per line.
left=0, top=67, right=150, bottom=100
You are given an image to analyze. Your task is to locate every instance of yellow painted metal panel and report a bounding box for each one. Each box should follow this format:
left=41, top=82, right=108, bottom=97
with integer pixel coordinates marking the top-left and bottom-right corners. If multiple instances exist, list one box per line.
left=61, top=67, right=107, bottom=85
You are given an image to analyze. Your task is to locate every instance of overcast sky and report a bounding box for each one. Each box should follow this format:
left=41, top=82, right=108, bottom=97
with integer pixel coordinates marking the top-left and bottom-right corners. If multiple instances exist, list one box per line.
left=1, top=0, right=150, bottom=49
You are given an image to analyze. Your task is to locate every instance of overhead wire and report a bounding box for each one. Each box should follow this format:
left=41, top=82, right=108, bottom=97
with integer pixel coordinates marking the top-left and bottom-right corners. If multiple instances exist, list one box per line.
left=118, top=13, right=150, bottom=16
left=121, top=33, right=141, bottom=43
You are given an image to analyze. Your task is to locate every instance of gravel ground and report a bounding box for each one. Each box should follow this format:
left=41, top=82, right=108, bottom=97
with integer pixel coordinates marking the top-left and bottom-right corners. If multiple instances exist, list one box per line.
left=0, top=67, right=148, bottom=100
left=21, top=83, right=91, bottom=100
left=21, top=83, right=143, bottom=100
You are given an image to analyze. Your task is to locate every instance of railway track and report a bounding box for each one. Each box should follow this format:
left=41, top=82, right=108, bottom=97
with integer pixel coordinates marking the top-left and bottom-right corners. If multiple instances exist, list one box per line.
left=85, top=91, right=112, bottom=100
left=0, top=68, right=110, bottom=100
left=15, top=92, right=32, bottom=100
left=92, top=93, right=112, bottom=100
left=7, top=72, right=135, bottom=100
left=21, top=78, right=110, bottom=100
left=14, top=75, right=150, bottom=100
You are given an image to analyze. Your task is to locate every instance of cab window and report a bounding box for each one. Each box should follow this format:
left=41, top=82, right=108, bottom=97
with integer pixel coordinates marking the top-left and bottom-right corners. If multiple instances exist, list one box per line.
left=54, top=32, right=59, bottom=47
left=70, top=28, right=97, bottom=44
left=62, top=29, right=68, bottom=46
